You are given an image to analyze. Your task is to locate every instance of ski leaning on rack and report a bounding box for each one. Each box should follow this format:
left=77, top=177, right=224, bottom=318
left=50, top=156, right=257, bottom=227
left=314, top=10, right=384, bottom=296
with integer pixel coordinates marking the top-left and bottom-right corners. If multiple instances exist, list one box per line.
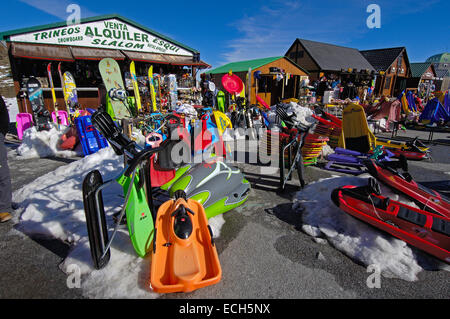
left=47, top=62, right=61, bottom=129
left=130, top=61, right=142, bottom=113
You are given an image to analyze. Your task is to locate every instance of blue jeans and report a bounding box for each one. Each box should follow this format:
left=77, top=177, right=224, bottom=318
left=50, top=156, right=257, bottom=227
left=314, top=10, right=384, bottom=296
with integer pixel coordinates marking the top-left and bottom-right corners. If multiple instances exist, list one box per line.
left=0, top=133, right=12, bottom=213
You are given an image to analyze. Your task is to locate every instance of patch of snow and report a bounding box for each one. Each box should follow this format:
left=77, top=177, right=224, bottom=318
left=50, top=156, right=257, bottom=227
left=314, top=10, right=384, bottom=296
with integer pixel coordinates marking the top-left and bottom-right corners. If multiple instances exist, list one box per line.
left=293, top=174, right=446, bottom=282
left=14, top=147, right=225, bottom=298
left=17, top=125, right=83, bottom=159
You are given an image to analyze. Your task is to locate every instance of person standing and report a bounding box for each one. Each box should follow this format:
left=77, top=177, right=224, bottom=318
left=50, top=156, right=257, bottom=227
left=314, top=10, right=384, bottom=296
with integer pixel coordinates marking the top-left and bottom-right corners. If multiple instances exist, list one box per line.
left=0, top=95, right=12, bottom=223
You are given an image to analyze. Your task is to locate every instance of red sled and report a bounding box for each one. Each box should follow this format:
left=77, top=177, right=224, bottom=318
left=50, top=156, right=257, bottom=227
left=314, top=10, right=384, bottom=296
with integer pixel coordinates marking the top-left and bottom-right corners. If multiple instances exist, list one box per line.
left=332, top=180, right=450, bottom=263
left=364, top=159, right=450, bottom=219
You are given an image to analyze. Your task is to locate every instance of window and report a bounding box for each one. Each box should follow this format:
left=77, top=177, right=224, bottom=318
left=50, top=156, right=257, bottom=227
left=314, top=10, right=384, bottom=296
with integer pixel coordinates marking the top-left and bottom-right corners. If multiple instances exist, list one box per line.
left=384, top=77, right=392, bottom=90
left=397, top=55, right=403, bottom=67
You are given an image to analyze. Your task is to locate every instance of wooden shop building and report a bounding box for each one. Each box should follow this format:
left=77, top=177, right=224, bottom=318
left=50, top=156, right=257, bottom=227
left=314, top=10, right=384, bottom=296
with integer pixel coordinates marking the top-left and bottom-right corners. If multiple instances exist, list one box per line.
left=407, top=62, right=439, bottom=94
left=285, top=38, right=376, bottom=101
left=206, top=56, right=309, bottom=107
left=360, top=47, right=412, bottom=97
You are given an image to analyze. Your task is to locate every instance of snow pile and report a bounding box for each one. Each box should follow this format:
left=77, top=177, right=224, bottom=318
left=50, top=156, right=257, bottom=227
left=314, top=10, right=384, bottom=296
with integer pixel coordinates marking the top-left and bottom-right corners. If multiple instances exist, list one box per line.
left=293, top=175, right=446, bottom=282
left=4, top=97, right=20, bottom=123
left=14, top=147, right=225, bottom=298
left=17, top=125, right=83, bottom=159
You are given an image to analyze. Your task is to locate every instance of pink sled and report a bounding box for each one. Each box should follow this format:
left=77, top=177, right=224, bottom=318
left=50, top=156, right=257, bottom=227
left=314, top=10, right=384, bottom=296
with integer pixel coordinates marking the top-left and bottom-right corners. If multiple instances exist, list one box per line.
left=52, top=111, right=69, bottom=126
left=16, top=113, right=34, bottom=140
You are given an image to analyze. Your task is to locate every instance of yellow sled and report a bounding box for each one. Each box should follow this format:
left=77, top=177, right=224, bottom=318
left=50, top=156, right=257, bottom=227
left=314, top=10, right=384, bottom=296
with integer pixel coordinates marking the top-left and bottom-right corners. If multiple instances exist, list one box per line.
left=339, top=103, right=430, bottom=156
left=339, top=103, right=376, bottom=153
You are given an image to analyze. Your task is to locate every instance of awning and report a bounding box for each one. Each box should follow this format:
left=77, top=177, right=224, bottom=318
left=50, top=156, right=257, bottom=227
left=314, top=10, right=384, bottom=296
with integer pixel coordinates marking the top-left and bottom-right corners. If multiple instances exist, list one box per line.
left=70, top=47, right=125, bottom=60
left=191, top=60, right=211, bottom=69
left=11, top=43, right=74, bottom=62
left=122, top=51, right=171, bottom=64
left=165, top=55, right=195, bottom=65
left=170, top=57, right=211, bottom=69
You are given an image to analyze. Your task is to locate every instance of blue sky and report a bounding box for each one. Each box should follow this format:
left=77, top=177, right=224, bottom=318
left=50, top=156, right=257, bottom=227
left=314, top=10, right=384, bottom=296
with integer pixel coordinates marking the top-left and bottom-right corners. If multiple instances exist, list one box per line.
left=1, top=0, right=449, bottom=68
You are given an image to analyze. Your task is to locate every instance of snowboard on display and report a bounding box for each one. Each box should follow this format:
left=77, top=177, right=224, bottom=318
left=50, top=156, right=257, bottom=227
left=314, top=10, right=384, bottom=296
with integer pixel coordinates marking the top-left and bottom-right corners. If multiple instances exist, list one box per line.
left=26, top=77, right=52, bottom=131
left=148, top=65, right=157, bottom=112
left=129, top=61, right=143, bottom=113
left=99, top=58, right=133, bottom=119
left=63, top=71, right=79, bottom=111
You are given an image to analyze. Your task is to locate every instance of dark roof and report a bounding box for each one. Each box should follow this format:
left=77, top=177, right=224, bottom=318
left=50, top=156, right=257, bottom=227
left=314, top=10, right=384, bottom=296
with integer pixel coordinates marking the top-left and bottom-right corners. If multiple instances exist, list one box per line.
left=360, top=47, right=405, bottom=72
left=435, top=69, right=449, bottom=78
left=0, top=14, right=199, bottom=54
left=286, top=38, right=375, bottom=72
left=410, top=62, right=434, bottom=78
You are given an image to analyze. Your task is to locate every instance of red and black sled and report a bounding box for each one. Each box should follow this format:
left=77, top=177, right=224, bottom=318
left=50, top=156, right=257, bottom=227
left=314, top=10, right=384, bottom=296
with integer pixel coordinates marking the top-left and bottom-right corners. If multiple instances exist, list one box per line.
left=331, top=178, right=450, bottom=263
left=364, top=158, right=450, bottom=219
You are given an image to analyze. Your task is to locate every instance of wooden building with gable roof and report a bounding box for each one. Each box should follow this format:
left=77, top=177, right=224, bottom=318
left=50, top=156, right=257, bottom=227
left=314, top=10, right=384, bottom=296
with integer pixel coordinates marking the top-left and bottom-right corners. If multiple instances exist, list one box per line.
left=360, top=47, right=411, bottom=97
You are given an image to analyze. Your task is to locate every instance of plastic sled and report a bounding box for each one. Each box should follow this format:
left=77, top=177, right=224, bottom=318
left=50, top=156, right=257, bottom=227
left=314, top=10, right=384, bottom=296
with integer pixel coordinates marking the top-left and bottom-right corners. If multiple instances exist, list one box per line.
left=16, top=113, right=34, bottom=140
left=52, top=111, right=69, bottom=126
left=59, top=126, right=79, bottom=150
left=332, top=179, right=450, bottom=263
left=75, top=115, right=109, bottom=156
left=150, top=192, right=222, bottom=293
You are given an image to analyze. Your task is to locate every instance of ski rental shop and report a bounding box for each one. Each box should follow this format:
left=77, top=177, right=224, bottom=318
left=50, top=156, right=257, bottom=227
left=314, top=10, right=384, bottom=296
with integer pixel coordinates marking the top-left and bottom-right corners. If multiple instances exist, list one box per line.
left=0, top=14, right=211, bottom=114
left=206, top=56, right=310, bottom=107
left=285, top=39, right=377, bottom=103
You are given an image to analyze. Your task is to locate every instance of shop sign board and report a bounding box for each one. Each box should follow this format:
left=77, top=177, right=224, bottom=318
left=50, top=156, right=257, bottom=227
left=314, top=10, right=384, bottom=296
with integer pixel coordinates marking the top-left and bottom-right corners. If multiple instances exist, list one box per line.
left=10, top=18, right=194, bottom=57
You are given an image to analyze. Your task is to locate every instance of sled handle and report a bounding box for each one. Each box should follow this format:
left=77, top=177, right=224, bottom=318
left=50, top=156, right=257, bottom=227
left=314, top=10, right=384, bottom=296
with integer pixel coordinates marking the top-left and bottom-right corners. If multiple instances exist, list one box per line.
left=124, top=146, right=162, bottom=177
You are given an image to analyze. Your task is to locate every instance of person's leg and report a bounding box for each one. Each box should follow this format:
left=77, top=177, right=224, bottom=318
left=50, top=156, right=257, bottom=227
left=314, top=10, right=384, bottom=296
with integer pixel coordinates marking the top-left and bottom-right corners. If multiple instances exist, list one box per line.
left=0, top=133, right=12, bottom=222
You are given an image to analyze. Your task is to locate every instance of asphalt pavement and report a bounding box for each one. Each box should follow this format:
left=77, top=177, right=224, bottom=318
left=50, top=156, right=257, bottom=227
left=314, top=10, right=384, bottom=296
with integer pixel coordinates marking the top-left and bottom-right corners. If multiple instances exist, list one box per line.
left=0, top=127, right=449, bottom=299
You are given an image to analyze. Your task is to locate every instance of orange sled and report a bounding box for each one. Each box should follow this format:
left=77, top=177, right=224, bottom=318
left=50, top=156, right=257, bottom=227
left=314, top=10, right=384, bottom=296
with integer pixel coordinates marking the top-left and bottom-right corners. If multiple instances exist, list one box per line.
left=150, top=192, right=222, bottom=293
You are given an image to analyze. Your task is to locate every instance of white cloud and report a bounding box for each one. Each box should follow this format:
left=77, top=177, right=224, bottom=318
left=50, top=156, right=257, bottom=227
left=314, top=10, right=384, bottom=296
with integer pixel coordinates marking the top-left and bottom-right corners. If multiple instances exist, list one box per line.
left=220, top=1, right=369, bottom=64
left=19, top=0, right=97, bottom=20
